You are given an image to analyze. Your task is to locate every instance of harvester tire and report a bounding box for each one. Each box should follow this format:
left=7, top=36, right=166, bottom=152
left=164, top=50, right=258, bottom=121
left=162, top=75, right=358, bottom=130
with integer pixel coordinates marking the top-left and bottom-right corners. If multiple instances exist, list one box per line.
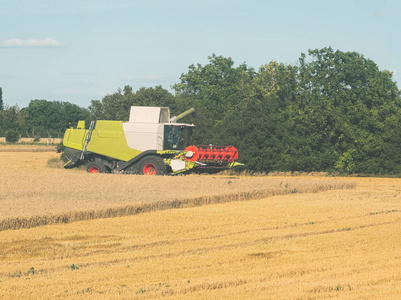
left=87, top=159, right=108, bottom=174
left=137, top=156, right=166, bottom=175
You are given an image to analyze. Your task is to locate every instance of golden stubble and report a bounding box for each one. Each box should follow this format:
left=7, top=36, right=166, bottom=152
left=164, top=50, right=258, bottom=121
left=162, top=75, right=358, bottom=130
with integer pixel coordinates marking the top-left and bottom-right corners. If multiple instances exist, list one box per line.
left=1, top=149, right=400, bottom=299
left=0, top=151, right=353, bottom=230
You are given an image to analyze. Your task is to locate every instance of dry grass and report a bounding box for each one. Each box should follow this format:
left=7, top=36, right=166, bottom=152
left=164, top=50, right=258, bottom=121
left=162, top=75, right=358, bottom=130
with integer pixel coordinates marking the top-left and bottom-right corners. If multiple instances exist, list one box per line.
left=220, top=169, right=330, bottom=177
left=0, top=152, right=354, bottom=231
left=18, top=137, right=62, bottom=144
left=267, top=171, right=330, bottom=176
left=0, top=137, right=62, bottom=144
left=0, top=144, right=57, bottom=152
left=0, top=175, right=400, bottom=299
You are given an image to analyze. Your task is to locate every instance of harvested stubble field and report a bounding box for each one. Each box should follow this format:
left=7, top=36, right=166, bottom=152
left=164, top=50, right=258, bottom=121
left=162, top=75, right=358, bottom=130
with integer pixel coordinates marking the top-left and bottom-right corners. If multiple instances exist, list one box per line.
left=1, top=147, right=401, bottom=299
left=0, top=149, right=353, bottom=231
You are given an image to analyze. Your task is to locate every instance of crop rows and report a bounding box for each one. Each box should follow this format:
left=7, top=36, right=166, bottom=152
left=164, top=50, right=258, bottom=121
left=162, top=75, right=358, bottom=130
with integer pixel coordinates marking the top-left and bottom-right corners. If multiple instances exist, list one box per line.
left=0, top=176, right=400, bottom=299
left=0, top=151, right=355, bottom=231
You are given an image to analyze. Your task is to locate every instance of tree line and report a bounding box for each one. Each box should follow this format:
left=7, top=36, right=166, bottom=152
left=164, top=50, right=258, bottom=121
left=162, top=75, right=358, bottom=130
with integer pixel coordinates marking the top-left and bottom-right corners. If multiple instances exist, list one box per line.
left=0, top=100, right=91, bottom=142
left=1, top=47, right=401, bottom=174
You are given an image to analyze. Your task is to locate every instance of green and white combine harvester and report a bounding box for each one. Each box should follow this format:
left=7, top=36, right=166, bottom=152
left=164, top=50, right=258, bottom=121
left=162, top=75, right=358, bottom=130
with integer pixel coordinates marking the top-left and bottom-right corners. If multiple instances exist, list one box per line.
left=62, top=106, right=241, bottom=175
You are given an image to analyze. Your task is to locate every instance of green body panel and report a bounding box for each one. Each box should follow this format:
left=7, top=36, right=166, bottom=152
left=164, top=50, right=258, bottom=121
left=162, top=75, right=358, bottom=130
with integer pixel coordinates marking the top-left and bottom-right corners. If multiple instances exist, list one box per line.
left=63, top=127, right=87, bottom=151
left=63, top=120, right=142, bottom=161
left=77, top=120, right=85, bottom=129
left=88, top=121, right=142, bottom=161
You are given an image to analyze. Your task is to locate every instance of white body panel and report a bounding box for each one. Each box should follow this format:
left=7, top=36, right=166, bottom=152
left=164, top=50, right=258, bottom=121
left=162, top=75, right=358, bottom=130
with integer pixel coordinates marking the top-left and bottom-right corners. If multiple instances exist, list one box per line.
left=170, top=159, right=186, bottom=171
left=129, top=106, right=170, bottom=123
left=123, top=123, right=164, bottom=151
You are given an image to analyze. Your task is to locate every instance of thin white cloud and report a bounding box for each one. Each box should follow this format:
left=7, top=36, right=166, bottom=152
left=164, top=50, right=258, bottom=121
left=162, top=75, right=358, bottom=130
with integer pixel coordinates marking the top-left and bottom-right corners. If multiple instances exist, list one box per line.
left=0, top=38, right=66, bottom=48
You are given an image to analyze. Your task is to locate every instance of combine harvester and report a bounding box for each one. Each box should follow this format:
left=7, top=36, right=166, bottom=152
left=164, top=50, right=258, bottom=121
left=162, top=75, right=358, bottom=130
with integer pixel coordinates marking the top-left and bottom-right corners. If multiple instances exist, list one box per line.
left=62, top=106, right=241, bottom=175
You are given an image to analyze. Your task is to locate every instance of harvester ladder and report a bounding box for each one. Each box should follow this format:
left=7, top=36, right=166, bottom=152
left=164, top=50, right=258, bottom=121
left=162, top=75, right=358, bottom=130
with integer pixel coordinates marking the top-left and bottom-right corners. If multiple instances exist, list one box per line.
left=80, top=120, right=96, bottom=160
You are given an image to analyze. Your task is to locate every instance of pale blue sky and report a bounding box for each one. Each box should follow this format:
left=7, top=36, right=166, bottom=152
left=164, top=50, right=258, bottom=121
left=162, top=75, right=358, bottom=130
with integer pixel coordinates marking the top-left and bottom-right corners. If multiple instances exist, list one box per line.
left=1, top=0, right=400, bottom=108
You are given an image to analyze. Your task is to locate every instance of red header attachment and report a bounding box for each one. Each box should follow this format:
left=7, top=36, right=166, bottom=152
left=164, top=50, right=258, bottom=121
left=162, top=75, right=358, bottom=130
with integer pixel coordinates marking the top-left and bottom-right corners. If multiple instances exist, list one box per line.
left=184, top=145, right=238, bottom=163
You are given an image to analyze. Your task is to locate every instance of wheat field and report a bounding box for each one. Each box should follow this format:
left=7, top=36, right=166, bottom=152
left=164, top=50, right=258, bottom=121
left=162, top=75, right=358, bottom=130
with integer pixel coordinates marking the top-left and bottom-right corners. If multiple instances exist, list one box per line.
left=0, top=147, right=400, bottom=299
left=0, top=150, right=353, bottom=231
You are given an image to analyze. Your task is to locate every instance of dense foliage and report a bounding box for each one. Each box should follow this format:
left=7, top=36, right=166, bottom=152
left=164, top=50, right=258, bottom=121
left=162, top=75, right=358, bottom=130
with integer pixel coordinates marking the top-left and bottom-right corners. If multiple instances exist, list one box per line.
left=1, top=47, right=401, bottom=174
left=88, top=85, right=177, bottom=120
left=0, top=87, right=3, bottom=111
left=0, top=100, right=90, bottom=138
left=172, top=49, right=401, bottom=174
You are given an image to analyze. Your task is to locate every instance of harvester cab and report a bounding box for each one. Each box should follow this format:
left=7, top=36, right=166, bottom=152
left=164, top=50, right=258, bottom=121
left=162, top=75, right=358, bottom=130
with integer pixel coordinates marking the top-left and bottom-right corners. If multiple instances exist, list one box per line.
left=122, top=106, right=194, bottom=152
left=62, top=106, right=241, bottom=175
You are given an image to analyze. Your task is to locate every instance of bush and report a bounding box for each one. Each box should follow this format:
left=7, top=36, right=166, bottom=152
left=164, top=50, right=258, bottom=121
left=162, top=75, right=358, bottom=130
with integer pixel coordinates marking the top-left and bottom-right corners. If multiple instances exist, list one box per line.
left=56, top=142, right=69, bottom=163
left=56, top=141, right=65, bottom=153
left=5, top=129, right=20, bottom=143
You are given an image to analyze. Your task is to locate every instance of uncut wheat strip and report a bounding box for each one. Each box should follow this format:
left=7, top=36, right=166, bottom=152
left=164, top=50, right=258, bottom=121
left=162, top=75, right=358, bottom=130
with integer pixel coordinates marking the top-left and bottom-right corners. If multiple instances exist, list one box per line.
left=0, top=182, right=356, bottom=230
left=0, top=182, right=355, bottom=232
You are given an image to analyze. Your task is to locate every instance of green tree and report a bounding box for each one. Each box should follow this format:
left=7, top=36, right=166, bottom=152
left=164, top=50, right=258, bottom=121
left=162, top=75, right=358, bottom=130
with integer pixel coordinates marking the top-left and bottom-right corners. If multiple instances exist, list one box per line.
left=173, top=54, right=255, bottom=144
left=89, top=85, right=176, bottom=121
left=89, top=87, right=129, bottom=120
left=0, top=104, right=25, bottom=137
left=5, top=129, right=19, bottom=143
left=0, top=87, right=3, bottom=111
left=134, top=86, right=177, bottom=113
left=25, top=100, right=89, bottom=138
left=1, top=104, right=20, bottom=128
left=295, top=47, right=401, bottom=173
left=180, top=50, right=401, bottom=174
left=218, top=61, right=298, bottom=171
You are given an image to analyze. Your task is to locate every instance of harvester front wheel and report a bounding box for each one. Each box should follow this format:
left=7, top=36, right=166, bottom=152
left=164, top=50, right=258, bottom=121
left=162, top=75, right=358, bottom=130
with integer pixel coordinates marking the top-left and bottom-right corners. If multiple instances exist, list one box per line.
left=138, top=156, right=166, bottom=175
left=87, top=160, right=108, bottom=174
